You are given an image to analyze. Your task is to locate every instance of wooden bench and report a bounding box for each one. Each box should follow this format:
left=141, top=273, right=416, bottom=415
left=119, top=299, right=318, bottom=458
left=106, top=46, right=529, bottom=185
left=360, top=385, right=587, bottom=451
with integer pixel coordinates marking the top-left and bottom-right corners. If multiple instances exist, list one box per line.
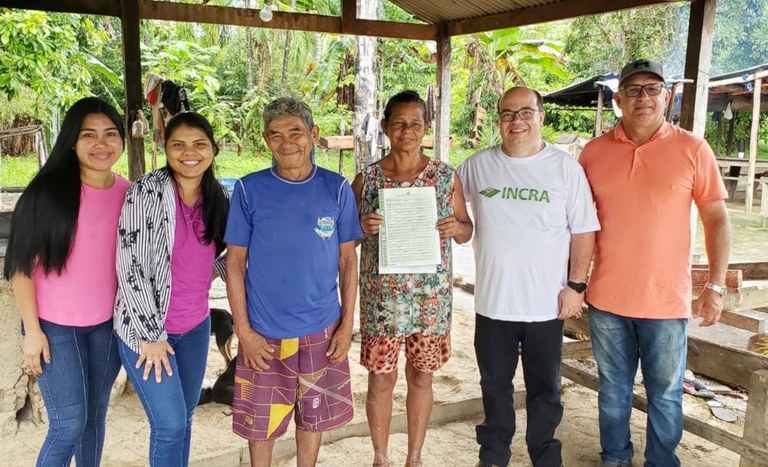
left=317, top=135, right=453, bottom=175
left=722, top=175, right=740, bottom=199
left=456, top=262, right=768, bottom=466
left=761, top=180, right=768, bottom=224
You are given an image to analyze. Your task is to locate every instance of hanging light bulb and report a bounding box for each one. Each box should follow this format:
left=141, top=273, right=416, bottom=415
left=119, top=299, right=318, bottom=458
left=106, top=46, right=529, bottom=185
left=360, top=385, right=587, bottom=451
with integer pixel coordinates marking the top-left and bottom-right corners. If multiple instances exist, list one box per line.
left=259, top=1, right=273, bottom=22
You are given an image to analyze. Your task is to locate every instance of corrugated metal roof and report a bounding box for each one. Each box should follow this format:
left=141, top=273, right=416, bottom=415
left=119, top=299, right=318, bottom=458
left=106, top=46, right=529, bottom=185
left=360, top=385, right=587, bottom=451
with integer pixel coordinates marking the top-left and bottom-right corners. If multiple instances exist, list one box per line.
left=390, top=0, right=557, bottom=24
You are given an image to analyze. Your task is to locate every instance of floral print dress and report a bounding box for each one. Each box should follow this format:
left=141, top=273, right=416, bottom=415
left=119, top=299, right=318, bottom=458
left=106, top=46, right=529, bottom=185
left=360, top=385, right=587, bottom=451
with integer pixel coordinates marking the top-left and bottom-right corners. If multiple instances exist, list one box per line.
left=359, top=158, right=455, bottom=338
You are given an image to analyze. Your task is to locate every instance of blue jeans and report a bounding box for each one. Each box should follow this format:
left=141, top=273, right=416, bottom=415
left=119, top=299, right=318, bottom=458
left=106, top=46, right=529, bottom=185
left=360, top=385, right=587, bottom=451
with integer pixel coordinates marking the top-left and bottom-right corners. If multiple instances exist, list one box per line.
left=34, top=319, right=121, bottom=467
left=118, top=316, right=210, bottom=467
left=588, top=306, right=687, bottom=467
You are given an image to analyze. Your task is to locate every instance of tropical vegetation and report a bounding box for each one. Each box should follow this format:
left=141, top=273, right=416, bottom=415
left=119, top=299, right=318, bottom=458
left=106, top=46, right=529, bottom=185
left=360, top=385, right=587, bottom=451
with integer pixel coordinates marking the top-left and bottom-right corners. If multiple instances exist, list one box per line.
left=1, top=0, right=767, bottom=187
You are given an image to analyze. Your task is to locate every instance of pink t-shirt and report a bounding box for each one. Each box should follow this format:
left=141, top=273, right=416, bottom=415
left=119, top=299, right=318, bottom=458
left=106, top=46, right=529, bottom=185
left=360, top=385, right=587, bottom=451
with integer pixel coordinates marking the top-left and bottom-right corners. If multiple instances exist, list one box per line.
left=34, top=175, right=131, bottom=326
left=164, top=193, right=215, bottom=334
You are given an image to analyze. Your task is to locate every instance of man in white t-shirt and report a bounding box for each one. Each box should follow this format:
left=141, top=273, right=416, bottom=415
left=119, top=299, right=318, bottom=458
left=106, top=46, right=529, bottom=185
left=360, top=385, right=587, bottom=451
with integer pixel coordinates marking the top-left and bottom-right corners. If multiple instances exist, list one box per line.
left=457, top=87, right=600, bottom=467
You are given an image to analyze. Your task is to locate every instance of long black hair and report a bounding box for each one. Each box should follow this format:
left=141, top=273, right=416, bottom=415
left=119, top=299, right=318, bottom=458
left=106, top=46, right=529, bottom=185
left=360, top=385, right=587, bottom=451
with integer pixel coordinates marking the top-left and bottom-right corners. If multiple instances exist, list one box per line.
left=4, top=97, right=125, bottom=280
left=163, top=112, right=228, bottom=256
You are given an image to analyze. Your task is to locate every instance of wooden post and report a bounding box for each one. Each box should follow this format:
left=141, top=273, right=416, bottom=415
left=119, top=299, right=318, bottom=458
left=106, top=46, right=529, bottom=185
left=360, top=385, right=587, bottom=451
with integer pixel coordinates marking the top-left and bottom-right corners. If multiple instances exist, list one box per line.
left=740, top=369, right=768, bottom=467
left=434, top=23, right=451, bottom=163
left=665, top=83, right=679, bottom=122
left=680, top=0, right=716, bottom=136
left=351, top=0, right=378, bottom=174
left=594, top=87, right=604, bottom=137
left=716, top=111, right=723, bottom=156
left=121, top=0, right=146, bottom=180
left=39, top=126, right=48, bottom=162
left=760, top=180, right=768, bottom=223
left=745, top=77, right=762, bottom=213
left=35, top=129, right=44, bottom=167
left=726, top=114, right=736, bottom=156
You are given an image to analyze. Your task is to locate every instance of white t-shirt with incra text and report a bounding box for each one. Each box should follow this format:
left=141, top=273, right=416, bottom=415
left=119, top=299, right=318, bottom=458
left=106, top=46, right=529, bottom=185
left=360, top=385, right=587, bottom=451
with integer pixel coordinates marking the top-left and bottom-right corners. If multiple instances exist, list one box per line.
left=457, top=143, right=600, bottom=322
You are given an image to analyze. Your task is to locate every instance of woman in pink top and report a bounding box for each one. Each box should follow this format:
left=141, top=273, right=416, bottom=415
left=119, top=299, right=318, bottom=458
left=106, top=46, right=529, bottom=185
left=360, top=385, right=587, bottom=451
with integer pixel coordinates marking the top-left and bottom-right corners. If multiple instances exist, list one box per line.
left=4, top=97, right=130, bottom=466
left=113, top=112, right=228, bottom=466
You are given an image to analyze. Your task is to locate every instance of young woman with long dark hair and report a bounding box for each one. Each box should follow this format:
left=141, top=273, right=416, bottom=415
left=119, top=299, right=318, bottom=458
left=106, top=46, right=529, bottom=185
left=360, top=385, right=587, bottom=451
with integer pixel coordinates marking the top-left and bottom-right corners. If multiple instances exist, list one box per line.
left=113, top=111, right=228, bottom=466
left=5, top=96, right=130, bottom=466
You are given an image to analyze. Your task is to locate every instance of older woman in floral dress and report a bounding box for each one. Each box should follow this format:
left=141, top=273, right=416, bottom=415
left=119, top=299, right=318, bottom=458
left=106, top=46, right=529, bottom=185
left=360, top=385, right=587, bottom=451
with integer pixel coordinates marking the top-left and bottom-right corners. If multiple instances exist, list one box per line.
left=351, top=90, right=473, bottom=467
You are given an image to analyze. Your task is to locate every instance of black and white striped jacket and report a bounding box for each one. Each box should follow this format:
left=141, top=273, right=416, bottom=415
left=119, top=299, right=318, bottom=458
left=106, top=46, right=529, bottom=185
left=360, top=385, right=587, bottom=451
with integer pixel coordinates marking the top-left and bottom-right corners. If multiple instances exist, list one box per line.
left=113, top=169, right=226, bottom=353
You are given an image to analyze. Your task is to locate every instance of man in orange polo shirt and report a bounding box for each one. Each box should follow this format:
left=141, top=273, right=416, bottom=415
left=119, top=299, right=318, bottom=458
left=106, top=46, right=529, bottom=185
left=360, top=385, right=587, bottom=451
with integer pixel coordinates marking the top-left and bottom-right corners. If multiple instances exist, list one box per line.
left=579, top=59, right=730, bottom=467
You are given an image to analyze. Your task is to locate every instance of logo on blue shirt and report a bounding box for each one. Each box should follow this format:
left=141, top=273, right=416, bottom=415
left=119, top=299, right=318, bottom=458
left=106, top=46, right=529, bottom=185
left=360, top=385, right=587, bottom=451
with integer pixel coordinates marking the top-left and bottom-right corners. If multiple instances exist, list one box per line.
left=314, top=216, right=336, bottom=239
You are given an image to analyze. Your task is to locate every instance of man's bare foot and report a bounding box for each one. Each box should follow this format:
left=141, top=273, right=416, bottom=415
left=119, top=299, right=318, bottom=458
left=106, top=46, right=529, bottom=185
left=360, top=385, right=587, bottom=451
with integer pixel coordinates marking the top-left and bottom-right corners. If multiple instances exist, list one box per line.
left=405, top=458, right=423, bottom=467
left=373, top=456, right=391, bottom=467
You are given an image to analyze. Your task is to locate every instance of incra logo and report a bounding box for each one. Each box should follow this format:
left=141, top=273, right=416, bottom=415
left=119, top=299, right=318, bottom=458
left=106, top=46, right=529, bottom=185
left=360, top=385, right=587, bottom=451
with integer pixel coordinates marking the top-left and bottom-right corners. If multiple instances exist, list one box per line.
left=479, top=186, right=550, bottom=203
left=479, top=187, right=501, bottom=198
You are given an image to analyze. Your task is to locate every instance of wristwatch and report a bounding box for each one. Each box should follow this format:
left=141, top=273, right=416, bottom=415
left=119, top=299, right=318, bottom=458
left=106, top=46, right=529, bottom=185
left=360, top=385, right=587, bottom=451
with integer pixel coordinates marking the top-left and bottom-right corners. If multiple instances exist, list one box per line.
left=567, top=280, right=587, bottom=294
left=704, top=281, right=727, bottom=297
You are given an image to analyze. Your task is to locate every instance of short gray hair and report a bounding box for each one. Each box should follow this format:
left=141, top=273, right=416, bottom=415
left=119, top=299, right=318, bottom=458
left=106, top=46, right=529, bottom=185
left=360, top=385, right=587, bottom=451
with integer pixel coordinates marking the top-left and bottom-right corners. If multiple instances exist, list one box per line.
left=262, top=97, right=314, bottom=131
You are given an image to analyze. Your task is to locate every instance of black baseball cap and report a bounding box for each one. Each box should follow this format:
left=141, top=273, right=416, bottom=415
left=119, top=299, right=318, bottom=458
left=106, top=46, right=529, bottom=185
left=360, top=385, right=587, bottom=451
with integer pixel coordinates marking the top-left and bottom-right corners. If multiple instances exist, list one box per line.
left=619, top=59, right=665, bottom=85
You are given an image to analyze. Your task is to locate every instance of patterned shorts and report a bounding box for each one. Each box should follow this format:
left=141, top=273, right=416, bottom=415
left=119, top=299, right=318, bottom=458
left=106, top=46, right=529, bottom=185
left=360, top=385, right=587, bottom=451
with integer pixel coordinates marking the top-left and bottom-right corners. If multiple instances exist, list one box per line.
left=360, top=332, right=451, bottom=374
left=232, top=321, right=354, bottom=441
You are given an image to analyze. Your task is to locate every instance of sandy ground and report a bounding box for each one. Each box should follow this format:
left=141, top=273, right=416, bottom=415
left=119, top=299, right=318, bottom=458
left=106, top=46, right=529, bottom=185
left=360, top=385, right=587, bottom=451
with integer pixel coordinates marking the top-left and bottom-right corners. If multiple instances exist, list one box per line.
left=3, top=211, right=767, bottom=466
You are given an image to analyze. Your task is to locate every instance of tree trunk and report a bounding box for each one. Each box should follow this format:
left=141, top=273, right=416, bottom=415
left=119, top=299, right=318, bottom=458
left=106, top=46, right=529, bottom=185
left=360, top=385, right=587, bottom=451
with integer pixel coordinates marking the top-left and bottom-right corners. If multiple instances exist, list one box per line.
left=246, top=0, right=254, bottom=90
left=354, top=0, right=379, bottom=173
left=257, top=39, right=270, bottom=94
left=314, top=33, right=322, bottom=104
left=281, top=31, right=292, bottom=93
left=280, top=0, right=298, bottom=93
left=246, top=32, right=255, bottom=90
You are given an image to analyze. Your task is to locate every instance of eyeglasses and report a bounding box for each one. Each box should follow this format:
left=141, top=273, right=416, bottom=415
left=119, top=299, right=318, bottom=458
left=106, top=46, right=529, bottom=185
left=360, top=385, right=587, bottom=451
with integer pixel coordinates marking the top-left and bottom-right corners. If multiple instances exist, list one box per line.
left=620, top=83, right=665, bottom=97
left=499, top=109, right=539, bottom=122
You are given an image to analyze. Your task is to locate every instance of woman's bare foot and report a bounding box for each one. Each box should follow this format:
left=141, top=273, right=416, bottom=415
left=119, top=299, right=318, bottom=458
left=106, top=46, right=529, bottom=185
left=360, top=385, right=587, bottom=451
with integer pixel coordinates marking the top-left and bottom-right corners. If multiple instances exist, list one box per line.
left=405, top=458, right=423, bottom=467
left=373, top=456, right=391, bottom=467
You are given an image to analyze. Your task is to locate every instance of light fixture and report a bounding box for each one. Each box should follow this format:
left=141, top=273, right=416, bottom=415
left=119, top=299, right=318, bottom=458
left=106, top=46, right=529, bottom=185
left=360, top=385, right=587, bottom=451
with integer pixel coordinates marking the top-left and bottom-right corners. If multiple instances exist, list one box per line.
left=259, top=1, right=273, bottom=22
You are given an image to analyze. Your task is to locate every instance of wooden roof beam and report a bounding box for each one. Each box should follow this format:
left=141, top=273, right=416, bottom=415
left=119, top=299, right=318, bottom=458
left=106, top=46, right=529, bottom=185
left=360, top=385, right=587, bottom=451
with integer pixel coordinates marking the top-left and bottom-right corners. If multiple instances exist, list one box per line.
left=1, top=0, right=120, bottom=16
left=445, top=0, right=689, bottom=37
left=140, top=0, right=437, bottom=41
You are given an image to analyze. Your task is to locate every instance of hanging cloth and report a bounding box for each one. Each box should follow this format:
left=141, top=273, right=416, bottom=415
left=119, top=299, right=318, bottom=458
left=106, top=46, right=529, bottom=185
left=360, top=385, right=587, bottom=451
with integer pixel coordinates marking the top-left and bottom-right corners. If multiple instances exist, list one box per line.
left=144, top=73, right=166, bottom=144
left=724, top=102, right=734, bottom=120
left=425, top=85, right=436, bottom=124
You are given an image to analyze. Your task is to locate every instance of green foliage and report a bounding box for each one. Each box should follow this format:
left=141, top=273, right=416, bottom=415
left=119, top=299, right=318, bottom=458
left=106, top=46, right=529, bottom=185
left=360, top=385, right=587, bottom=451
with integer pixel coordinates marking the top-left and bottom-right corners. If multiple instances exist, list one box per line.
left=563, top=4, right=684, bottom=78
left=302, top=36, right=355, bottom=103
left=704, top=112, right=768, bottom=158
left=544, top=106, right=602, bottom=136
left=449, top=27, right=567, bottom=150
left=448, top=147, right=476, bottom=169
left=540, top=125, right=561, bottom=144
left=477, top=121, right=501, bottom=149
left=478, top=28, right=567, bottom=89
left=5, top=0, right=768, bottom=172
left=711, top=0, right=768, bottom=74
left=378, top=38, right=435, bottom=98
left=1, top=153, right=40, bottom=187
left=1, top=148, right=364, bottom=188
left=0, top=89, right=41, bottom=128
left=313, top=103, right=353, bottom=137
left=0, top=10, right=116, bottom=109
left=142, top=40, right=221, bottom=106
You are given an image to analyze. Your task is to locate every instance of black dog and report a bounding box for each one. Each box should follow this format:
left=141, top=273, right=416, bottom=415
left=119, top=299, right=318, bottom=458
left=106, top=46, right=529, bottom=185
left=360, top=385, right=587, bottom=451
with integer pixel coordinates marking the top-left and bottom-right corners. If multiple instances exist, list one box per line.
left=210, top=308, right=234, bottom=364
left=199, top=309, right=236, bottom=406
left=212, top=358, right=236, bottom=406
left=199, top=357, right=236, bottom=406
